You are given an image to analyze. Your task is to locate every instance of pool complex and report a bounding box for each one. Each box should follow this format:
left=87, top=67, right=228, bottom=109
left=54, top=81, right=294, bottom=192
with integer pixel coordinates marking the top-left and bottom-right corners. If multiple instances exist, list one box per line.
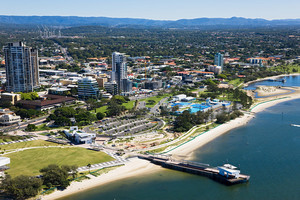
left=171, top=102, right=212, bottom=113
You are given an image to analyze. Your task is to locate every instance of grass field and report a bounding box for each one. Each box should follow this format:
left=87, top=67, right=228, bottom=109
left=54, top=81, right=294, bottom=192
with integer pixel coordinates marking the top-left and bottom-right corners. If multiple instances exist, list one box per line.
left=94, top=106, right=108, bottom=113
left=141, top=94, right=172, bottom=108
left=122, top=100, right=135, bottom=110
left=0, top=140, right=64, bottom=151
left=93, top=100, right=135, bottom=113
left=228, top=78, right=244, bottom=87
left=5, top=147, right=114, bottom=177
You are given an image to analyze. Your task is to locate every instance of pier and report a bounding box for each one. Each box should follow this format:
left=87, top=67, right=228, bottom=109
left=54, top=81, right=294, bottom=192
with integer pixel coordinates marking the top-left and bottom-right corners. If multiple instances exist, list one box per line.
left=138, top=154, right=250, bottom=186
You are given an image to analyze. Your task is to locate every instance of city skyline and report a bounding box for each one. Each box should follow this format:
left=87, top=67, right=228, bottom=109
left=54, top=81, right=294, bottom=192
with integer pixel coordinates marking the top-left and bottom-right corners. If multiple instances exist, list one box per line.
left=0, top=0, right=299, bottom=20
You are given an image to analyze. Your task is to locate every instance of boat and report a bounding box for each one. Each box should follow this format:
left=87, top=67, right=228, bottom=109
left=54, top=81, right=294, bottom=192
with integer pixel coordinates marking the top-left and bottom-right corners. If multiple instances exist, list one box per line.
left=291, top=124, right=300, bottom=127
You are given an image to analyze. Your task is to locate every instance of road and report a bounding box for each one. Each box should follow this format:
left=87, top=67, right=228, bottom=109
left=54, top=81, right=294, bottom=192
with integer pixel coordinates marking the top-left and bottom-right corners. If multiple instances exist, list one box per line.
left=0, top=116, right=48, bottom=133
left=149, top=97, right=169, bottom=115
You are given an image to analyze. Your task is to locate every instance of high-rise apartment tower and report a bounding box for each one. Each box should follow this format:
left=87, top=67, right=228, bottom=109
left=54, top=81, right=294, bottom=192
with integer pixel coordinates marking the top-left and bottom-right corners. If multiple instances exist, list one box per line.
left=4, top=42, right=39, bottom=92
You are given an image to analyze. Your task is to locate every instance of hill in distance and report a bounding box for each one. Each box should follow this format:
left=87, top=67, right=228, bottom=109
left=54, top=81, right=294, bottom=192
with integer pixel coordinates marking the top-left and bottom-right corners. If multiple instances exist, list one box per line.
left=0, top=15, right=300, bottom=28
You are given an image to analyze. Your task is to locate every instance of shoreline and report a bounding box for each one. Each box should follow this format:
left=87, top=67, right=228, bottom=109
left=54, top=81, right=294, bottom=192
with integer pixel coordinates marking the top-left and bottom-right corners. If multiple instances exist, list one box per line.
left=167, top=91, right=300, bottom=158
left=42, top=158, right=162, bottom=200
left=243, top=73, right=300, bottom=87
left=42, top=85, right=300, bottom=200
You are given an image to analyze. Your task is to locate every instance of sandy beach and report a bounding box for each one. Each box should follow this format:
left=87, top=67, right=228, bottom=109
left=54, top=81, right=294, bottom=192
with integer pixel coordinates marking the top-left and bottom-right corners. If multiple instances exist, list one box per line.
left=256, top=86, right=293, bottom=97
left=42, top=79, right=300, bottom=200
left=42, top=158, right=162, bottom=200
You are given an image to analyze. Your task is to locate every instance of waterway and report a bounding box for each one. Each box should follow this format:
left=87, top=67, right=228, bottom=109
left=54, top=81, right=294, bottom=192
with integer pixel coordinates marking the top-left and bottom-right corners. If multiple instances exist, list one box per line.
left=62, top=103, right=300, bottom=200
left=244, top=75, right=300, bottom=90
left=61, top=76, right=300, bottom=200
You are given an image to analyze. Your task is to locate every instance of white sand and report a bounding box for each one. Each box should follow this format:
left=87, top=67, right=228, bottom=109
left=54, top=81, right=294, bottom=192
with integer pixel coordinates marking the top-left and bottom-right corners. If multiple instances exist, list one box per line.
left=168, top=113, right=254, bottom=158
left=42, top=158, right=161, bottom=200
left=170, top=91, right=300, bottom=158
left=43, top=89, right=300, bottom=200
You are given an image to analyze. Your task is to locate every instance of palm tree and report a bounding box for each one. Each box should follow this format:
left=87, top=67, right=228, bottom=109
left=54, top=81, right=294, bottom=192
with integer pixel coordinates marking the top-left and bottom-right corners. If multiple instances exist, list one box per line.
left=87, top=163, right=91, bottom=173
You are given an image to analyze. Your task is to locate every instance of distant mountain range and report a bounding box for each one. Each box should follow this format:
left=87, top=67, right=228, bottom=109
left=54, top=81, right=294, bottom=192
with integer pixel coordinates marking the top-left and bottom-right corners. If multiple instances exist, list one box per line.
left=0, top=15, right=300, bottom=28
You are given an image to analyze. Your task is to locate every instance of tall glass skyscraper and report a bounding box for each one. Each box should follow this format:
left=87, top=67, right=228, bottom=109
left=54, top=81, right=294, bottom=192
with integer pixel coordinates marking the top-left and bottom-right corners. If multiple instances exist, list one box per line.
left=111, top=52, right=132, bottom=94
left=214, top=53, right=224, bottom=67
left=4, top=42, right=39, bottom=92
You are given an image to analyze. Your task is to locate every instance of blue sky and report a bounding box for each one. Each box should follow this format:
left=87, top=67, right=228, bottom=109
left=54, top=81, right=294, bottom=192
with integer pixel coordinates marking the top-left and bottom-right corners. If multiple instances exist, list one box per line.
left=1, top=0, right=299, bottom=20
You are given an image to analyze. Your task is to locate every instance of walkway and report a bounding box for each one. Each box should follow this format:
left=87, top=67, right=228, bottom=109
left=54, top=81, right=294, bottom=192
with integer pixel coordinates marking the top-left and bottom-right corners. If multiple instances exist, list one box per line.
left=77, top=151, right=128, bottom=172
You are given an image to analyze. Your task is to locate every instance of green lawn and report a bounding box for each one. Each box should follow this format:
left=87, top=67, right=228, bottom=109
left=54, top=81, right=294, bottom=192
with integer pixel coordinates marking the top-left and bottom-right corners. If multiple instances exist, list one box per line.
left=94, top=100, right=135, bottom=114
left=94, top=106, right=108, bottom=113
left=0, top=140, right=64, bottom=151
left=141, top=94, right=172, bottom=108
left=268, top=64, right=300, bottom=73
left=228, top=78, right=243, bottom=87
left=5, top=147, right=114, bottom=177
left=122, top=100, right=135, bottom=110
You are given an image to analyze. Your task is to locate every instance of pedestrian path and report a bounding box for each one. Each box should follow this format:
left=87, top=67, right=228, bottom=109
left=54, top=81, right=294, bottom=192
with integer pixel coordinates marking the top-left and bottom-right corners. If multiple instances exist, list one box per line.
left=0, top=137, right=38, bottom=146
left=77, top=151, right=128, bottom=172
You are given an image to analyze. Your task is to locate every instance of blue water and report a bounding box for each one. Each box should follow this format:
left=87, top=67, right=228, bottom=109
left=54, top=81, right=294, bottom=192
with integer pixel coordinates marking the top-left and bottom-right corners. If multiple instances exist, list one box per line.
left=190, top=104, right=210, bottom=113
left=61, top=76, right=300, bottom=200
left=171, top=102, right=191, bottom=107
left=172, top=102, right=212, bottom=113
left=244, top=75, right=300, bottom=90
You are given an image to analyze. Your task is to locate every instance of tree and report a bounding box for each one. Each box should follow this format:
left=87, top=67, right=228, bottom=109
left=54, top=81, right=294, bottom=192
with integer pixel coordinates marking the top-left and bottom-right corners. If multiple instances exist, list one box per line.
left=25, top=124, right=37, bottom=132
left=54, top=116, right=72, bottom=127
left=147, top=100, right=156, bottom=105
left=40, top=164, right=70, bottom=189
left=54, top=107, right=76, bottom=118
left=75, top=109, right=97, bottom=124
left=217, top=74, right=227, bottom=79
left=216, top=113, right=229, bottom=124
left=62, top=165, right=78, bottom=179
left=174, top=110, right=194, bottom=132
left=87, top=163, right=91, bottom=172
left=171, top=105, right=179, bottom=112
left=1, top=175, right=42, bottom=200
left=111, top=95, right=126, bottom=104
left=159, top=106, right=169, bottom=117
left=106, top=101, right=126, bottom=117
left=96, top=112, right=106, bottom=120
left=20, top=92, right=39, bottom=100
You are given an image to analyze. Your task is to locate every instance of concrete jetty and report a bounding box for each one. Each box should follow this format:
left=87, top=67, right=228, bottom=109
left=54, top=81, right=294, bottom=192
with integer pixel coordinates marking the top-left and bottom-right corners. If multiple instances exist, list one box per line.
left=139, top=154, right=250, bottom=186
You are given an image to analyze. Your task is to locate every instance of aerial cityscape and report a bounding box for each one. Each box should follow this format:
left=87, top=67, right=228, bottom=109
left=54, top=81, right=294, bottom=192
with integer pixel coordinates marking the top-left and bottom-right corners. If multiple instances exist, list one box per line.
left=0, top=0, right=299, bottom=200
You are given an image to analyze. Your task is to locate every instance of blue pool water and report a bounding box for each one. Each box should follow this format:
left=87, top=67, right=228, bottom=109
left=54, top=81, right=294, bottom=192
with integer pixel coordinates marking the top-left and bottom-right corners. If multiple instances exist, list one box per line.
left=171, top=102, right=191, bottom=107
left=190, top=104, right=211, bottom=113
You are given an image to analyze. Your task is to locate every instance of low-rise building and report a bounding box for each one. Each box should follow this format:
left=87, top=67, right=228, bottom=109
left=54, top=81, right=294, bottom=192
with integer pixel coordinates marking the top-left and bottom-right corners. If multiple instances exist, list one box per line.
left=144, top=79, right=163, bottom=90
left=64, top=126, right=96, bottom=144
left=0, top=93, right=21, bottom=105
left=173, top=94, right=187, bottom=101
left=208, top=65, right=222, bottom=75
left=48, top=87, right=71, bottom=96
left=0, top=157, right=10, bottom=177
left=0, top=109, right=21, bottom=125
left=96, top=77, right=108, bottom=88
left=104, top=81, right=118, bottom=96
left=18, top=95, right=76, bottom=110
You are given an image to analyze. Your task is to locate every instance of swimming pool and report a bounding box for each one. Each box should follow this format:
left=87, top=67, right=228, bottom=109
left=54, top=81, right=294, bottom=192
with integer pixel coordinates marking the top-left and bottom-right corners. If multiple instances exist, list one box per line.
left=171, top=102, right=191, bottom=107
left=172, top=103, right=212, bottom=114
